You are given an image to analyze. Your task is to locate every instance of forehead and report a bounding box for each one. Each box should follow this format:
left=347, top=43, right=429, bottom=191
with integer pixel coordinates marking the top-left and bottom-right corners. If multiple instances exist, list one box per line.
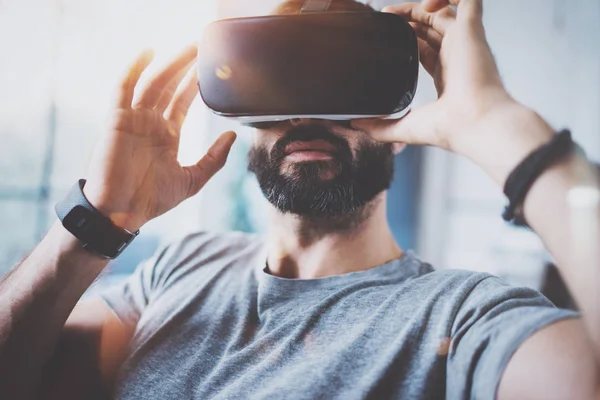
left=272, top=0, right=374, bottom=15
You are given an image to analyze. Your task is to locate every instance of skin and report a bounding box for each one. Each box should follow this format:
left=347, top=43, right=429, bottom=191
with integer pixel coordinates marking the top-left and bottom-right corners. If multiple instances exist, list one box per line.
left=0, top=0, right=598, bottom=399
left=252, top=118, right=403, bottom=279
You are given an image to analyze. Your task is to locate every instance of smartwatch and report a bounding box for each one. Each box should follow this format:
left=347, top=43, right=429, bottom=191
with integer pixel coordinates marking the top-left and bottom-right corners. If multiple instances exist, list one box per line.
left=55, top=179, right=139, bottom=259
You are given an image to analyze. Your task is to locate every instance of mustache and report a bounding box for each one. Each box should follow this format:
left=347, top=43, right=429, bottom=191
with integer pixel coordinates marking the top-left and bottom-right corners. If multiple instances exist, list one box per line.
left=271, top=124, right=352, bottom=163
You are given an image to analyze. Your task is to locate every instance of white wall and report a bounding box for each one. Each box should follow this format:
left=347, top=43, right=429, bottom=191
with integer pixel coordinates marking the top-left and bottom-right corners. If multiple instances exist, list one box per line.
left=0, top=0, right=220, bottom=272
left=414, top=0, right=600, bottom=287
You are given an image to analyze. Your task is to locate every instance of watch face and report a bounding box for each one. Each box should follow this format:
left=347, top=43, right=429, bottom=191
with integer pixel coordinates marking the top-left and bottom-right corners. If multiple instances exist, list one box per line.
left=63, top=205, right=134, bottom=259
left=63, top=205, right=96, bottom=235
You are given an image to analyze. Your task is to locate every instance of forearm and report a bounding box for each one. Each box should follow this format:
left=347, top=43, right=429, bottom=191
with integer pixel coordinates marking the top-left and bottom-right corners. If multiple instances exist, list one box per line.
left=0, top=220, right=110, bottom=398
left=523, top=154, right=599, bottom=359
left=466, top=104, right=600, bottom=363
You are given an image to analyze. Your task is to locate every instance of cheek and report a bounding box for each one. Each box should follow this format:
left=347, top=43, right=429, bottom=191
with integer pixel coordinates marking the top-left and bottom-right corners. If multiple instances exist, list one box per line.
left=253, top=128, right=284, bottom=150
left=252, top=130, right=266, bottom=148
left=341, top=130, right=378, bottom=158
left=346, top=137, right=367, bottom=159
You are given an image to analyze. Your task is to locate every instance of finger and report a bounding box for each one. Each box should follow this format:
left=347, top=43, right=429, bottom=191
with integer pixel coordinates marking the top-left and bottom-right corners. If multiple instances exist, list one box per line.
left=410, top=22, right=443, bottom=51
left=133, top=44, right=198, bottom=109
left=421, top=0, right=455, bottom=11
left=165, top=66, right=199, bottom=130
left=155, top=59, right=195, bottom=114
left=417, top=37, right=440, bottom=78
left=383, top=2, right=456, bottom=36
left=422, top=0, right=482, bottom=24
left=116, top=50, right=154, bottom=109
left=352, top=103, right=441, bottom=147
left=184, top=131, right=237, bottom=198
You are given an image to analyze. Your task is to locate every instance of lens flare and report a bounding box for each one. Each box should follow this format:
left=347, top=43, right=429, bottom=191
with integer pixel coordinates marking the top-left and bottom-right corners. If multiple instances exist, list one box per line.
left=216, top=65, right=232, bottom=80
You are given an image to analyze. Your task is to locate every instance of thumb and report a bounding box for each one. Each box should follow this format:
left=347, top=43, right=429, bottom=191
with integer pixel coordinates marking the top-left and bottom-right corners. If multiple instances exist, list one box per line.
left=184, top=131, right=237, bottom=198
left=352, top=103, right=441, bottom=146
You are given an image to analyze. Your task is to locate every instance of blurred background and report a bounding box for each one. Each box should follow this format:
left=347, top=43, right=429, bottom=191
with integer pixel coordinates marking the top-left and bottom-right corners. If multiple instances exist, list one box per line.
left=0, top=0, right=598, bottom=302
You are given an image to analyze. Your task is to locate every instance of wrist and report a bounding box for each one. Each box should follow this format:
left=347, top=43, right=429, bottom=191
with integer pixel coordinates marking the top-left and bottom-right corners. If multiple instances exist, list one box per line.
left=452, top=102, right=555, bottom=187
left=82, top=187, right=146, bottom=232
left=49, top=221, right=111, bottom=268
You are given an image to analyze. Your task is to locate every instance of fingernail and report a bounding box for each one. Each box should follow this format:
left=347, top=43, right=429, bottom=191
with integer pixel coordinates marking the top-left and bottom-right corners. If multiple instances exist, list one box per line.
left=224, top=130, right=237, bottom=143
left=185, top=42, right=199, bottom=54
left=141, top=48, right=155, bottom=62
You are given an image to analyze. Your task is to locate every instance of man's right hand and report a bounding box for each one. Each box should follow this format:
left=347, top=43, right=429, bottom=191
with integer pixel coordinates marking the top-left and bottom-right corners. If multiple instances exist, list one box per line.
left=83, top=45, right=236, bottom=232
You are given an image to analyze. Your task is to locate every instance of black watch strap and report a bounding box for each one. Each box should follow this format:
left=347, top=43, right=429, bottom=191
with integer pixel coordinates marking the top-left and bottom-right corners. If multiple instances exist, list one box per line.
left=55, top=179, right=139, bottom=259
left=502, top=129, right=583, bottom=226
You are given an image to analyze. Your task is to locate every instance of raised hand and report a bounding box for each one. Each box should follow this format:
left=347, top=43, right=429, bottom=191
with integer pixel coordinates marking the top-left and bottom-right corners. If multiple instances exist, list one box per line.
left=83, top=45, right=236, bottom=232
left=354, top=0, right=552, bottom=172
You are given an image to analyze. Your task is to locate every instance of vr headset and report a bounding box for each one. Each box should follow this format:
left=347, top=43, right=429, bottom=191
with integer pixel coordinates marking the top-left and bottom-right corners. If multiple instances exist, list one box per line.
left=197, top=1, right=419, bottom=128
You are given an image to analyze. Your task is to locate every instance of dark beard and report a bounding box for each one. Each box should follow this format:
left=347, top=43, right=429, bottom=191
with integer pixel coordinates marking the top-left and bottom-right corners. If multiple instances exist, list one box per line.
left=247, top=124, right=395, bottom=218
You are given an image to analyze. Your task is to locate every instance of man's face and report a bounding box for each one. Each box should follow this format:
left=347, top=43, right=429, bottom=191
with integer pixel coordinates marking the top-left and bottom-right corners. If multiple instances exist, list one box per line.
left=248, top=120, right=395, bottom=217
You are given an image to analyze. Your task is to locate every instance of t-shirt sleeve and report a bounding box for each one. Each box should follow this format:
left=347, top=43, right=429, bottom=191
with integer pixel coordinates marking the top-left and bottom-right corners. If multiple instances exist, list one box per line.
left=97, top=231, right=242, bottom=327
left=445, top=275, right=579, bottom=400
left=98, top=244, right=172, bottom=327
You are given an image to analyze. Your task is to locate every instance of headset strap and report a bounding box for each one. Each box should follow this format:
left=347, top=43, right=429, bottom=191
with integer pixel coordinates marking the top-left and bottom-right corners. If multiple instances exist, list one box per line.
left=301, top=0, right=332, bottom=13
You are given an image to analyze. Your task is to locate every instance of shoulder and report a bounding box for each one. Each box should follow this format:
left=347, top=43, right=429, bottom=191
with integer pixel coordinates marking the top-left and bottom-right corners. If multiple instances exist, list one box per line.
left=148, top=230, right=265, bottom=292
left=425, top=269, right=553, bottom=309
left=424, top=267, right=555, bottom=310
left=423, top=269, right=567, bottom=341
left=404, top=260, right=559, bottom=324
left=413, top=262, right=544, bottom=304
left=409, top=262, right=500, bottom=298
left=159, top=230, right=264, bottom=261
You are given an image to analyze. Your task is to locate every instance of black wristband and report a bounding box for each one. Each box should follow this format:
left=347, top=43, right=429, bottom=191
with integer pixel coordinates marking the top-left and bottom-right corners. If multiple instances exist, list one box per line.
left=55, top=179, right=139, bottom=259
left=502, top=129, right=578, bottom=226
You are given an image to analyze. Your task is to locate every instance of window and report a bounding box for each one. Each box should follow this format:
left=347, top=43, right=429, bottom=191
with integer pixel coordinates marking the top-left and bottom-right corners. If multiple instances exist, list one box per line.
left=0, top=0, right=219, bottom=278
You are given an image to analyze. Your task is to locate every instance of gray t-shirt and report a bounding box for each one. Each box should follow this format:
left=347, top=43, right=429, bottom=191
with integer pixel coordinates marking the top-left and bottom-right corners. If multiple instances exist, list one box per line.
left=100, top=231, right=577, bottom=400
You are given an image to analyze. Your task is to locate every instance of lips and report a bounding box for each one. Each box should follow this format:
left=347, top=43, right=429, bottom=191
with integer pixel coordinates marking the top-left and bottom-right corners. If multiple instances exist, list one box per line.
left=284, top=139, right=338, bottom=156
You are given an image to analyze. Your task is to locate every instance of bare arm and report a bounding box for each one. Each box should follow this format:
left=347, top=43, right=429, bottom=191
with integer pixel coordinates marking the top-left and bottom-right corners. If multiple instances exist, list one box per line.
left=358, top=0, right=600, bottom=398
left=0, top=223, right=110, bottom=399
left=0, top=44, right=236, bottom=399
left=37, top=296, right=133, bottom=399
left=464, top=106, right=600, bottom=400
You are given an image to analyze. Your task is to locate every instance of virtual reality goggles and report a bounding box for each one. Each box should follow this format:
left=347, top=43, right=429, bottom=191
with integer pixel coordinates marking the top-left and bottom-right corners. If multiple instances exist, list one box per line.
left=197, top=6, right=419, bottom=128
